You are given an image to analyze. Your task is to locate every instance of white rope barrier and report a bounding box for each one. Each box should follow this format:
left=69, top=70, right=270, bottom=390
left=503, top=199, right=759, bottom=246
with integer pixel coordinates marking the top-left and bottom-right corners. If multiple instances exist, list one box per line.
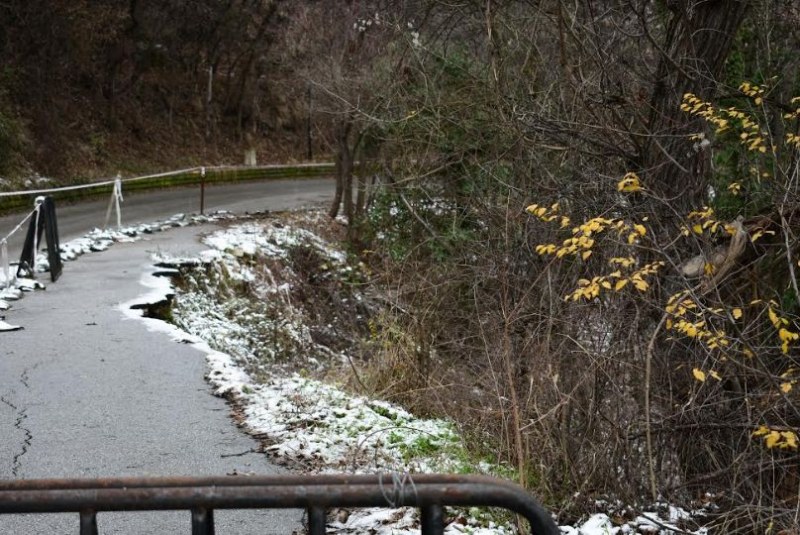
left=0, top=166, right=202, bottom=198
left=0, top=207, right=37, bottom=244
left=0, top=206, right=38, bottom=289
left=0, top=162, right=334, bottom=199
left=0, top=162, right=335, bottom=281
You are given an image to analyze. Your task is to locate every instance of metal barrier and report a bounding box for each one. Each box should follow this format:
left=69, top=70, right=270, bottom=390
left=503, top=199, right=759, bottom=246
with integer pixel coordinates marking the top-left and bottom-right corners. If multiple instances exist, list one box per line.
left=0, top=474, right=559, bottom=535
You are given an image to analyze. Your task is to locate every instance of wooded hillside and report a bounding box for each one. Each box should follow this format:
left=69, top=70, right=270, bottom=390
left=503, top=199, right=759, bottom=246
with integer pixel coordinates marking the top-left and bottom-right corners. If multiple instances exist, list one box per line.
left=0, top=0, right=316, bottom=179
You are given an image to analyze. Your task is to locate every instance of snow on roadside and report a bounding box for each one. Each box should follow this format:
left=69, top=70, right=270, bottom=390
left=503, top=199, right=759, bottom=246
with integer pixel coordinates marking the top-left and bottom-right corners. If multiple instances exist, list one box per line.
left=147, top=214, right=711, bottom=535
left=155, top=217, right=525, bottom=534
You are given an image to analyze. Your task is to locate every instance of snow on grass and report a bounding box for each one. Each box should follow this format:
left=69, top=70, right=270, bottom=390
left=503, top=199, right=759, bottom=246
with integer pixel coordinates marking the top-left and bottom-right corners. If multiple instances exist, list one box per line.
left=203, top=220, right=346, bottom=264
left=155, top=217, right=527, bottom=534
left=238, top=375, right=463, bottom=473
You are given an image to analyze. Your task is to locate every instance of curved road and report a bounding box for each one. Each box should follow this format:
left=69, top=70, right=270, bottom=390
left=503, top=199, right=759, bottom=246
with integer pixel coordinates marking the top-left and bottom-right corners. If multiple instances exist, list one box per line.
left=1, top=177, right=335, bottom=255
left=0, top=178, right=334, bottom=533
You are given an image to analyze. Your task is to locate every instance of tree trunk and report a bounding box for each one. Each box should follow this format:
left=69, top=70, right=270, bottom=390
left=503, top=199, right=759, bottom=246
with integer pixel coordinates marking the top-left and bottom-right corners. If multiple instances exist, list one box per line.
left=645, top=0, right=750, bottom=203
left=329, top=121, right=353, bottom=219
left=355, top=155, right=368, bottom=217
left=341, top=125, right=355, bottom=223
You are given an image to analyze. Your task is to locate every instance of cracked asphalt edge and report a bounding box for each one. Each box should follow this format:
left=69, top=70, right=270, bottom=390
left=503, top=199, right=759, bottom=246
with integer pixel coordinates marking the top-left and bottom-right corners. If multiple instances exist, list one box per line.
left=0, top=360, right=42, bottom=477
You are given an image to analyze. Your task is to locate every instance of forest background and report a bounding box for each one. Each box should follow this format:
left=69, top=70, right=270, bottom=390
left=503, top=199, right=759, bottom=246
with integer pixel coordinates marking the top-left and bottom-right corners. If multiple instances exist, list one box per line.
left=1, top=1, right=799, bottom=532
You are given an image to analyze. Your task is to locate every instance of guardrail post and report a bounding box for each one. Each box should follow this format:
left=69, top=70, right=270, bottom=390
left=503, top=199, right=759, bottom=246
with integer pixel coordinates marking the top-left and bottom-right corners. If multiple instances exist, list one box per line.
left=420, top=504, right=444, bottom=535
left=307, top=505, right=326, bottom=535
left=191, top=506, right=215, bottom=535
left=79, top=509, right=98, bottom=535
left=16, top=196, right=62, bottom=282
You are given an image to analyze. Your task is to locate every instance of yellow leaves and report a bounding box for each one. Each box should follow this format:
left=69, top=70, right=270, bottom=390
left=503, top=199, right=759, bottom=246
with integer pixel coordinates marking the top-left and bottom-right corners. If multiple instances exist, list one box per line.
left=688, top=206, right=714, bottom=220
left=784, top=432, right=799, bottom=449
left=747, top=136, right=766, bottom=153
left=727, top=182, right=741, bottom=195
left=633, top=224, right=646, bottom=236
left=778, top=328, right=798, bottom=343
left=526, top=203, right=559, bottom=221
left=566, top=277, right=605, bottom=302
left=581, top=250, right=592, bottom=261
left=609, top=257, right=636, bottom=268
left=780, top=382, right=793, bottom=394
left=561, top=260, right=662, bottom=302
left=692, top=368, right=706, bottom=382
left=670, top=299, right=799, bottom=356
left=768, top=306, right=786, bottom=329
left=751, top=229, right=775, bottom=242
left=578, top=217, right=613, bottom=236
left=535, top=244, right=557, bottom=255
left=631, top=276, right=649, bottom=292
left=779, top=328, right=799, bottom=354
left=676, top=320, right=701, bottom=338
left=753, top=426, right=798, bottom=450
left=692, top=367, right=721, bottom=383
left=740, top=81, right=766, bottom=101
left=765, top=431, right=781, bottom=448
left=617, top=172, right=642, bottom=193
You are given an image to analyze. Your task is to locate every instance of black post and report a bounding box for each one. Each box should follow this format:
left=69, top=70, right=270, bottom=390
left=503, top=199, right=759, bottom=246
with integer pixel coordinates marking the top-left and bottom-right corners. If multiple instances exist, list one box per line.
left=191, top=507, right=215, bottom=535
left=420, top=505, right=445, bottom=535
left=200, top=167, right=206, bottom=215
left=79, top=510, right=98, bottom=535
left=307, top=506, right=326, bottom=535
left=16, top=196, right=62, bottom=282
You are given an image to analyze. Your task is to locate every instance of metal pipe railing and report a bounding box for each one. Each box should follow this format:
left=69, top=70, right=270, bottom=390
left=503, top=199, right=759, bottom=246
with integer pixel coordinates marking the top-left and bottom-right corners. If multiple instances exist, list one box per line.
left=0, top=473, right=560, bottom=535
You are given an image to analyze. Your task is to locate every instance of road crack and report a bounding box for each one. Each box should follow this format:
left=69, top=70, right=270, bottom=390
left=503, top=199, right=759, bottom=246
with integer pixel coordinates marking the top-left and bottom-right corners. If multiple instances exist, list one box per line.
left=1, top=361, right=40, bottom=477
left=0, top=394, right=31, bottom=477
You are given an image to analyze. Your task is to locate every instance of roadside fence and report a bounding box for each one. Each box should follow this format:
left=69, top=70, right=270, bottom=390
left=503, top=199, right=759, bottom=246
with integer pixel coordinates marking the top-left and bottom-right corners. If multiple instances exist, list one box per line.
left=0, top=163, right=334, bottom=217
left=0, top=162, right=333, bottom=317
left=0, top=473, right=560, bottom=535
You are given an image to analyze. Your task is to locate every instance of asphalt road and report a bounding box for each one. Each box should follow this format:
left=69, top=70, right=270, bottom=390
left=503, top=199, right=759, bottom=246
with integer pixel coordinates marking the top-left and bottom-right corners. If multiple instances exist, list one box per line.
left=0, top=177, right=334, bottom=257
left=0, top=178, right=335, bottom=533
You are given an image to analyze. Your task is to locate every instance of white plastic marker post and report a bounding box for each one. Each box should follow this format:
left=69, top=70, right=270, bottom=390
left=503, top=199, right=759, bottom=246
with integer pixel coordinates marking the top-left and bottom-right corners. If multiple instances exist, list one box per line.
left=104, top=174, right=124, bottom=229
left=32, top=196, right=44, bottom=265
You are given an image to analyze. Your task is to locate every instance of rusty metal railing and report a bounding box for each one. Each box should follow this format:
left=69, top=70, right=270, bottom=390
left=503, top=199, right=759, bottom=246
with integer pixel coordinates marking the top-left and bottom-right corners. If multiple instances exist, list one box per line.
left=0, top=473, right=559, bottom=534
